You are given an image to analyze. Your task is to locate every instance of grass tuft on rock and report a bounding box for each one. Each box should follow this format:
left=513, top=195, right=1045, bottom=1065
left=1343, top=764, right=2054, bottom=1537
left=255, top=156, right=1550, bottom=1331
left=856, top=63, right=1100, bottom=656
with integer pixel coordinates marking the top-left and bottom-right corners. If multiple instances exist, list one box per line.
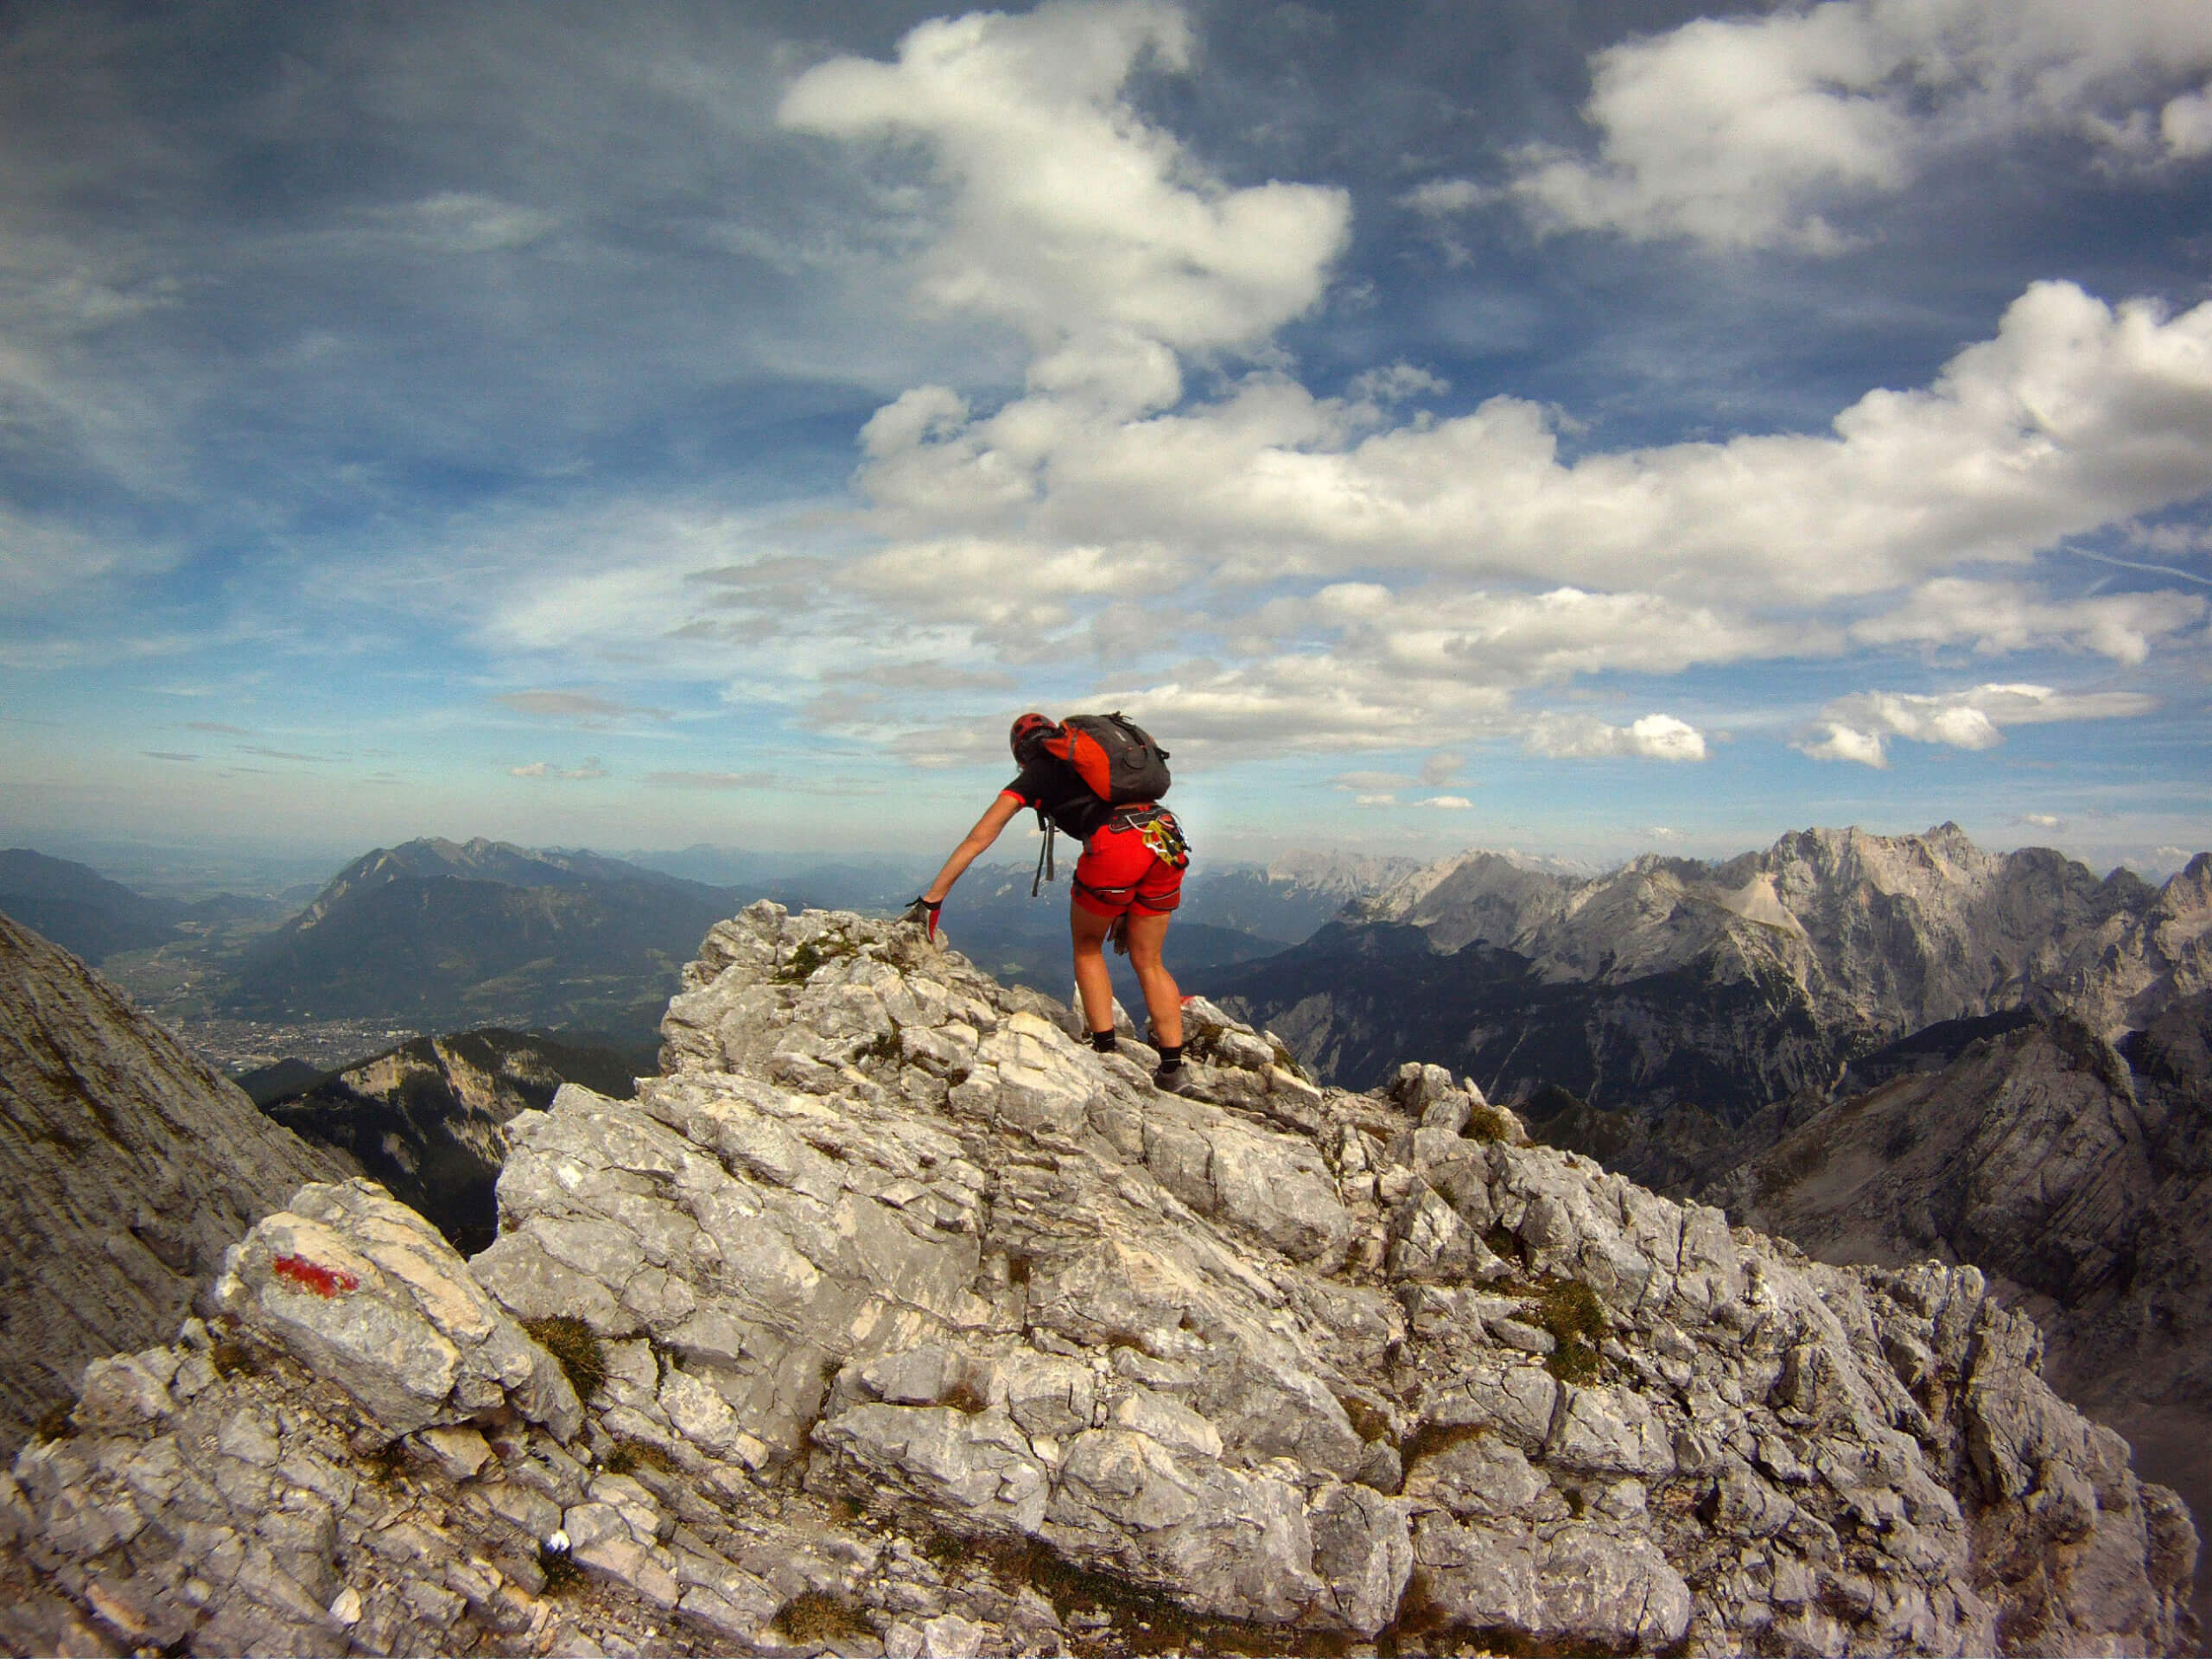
left=774, top=1591, right=873, bottom=1643
left=524, top=1314, right=607, bottom=1399
left=537, top=1541, right=586, bottom=1594
left=922, top=1530, right=967, bottom=1567
left=363, top=1439, right=411, bottom=1484
left=1463, top=1104, right=1516, bottom=1143
left=601, top=1440, right=677, bottom=1478
left=940, top=1381, right=990, bottom=1414
left=30, top=1400, right=75, bottom=1442
left=775, top=941, right=827, bottom=982
left=1400, top=1420, right=1486, bottom=1464
left=983, top=1537, right=1354, bottom=1657
left=774, top=936, right=858, bottom=984
left=1336, top=1391, right=1394, bottom=1445
left=1529, top=1278, right=1606, bottom=1384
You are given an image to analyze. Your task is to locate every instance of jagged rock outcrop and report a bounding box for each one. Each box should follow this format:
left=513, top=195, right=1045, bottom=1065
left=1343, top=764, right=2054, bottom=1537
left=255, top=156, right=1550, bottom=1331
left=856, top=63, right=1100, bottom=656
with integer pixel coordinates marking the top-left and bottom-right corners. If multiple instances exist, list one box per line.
left=0, top=914, right=345, bottom=1452
left=1213, top=827, right=2210, bottom=1106
left=1, top=903, right=2196, bottom=1656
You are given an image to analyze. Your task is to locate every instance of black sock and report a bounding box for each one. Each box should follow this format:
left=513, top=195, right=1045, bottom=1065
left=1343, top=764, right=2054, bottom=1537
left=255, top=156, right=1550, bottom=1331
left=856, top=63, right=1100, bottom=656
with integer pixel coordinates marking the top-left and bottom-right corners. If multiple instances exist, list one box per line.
left=1089, top=1029, right=1118, bottom=1053
left=1154, top=1044, right=1183, bottom=1071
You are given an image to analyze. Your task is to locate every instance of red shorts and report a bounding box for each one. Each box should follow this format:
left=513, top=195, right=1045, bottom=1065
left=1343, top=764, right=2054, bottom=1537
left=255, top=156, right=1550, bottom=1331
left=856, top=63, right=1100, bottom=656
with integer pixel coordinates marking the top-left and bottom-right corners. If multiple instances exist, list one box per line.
left=1071, top=816, right=1185, bottom=919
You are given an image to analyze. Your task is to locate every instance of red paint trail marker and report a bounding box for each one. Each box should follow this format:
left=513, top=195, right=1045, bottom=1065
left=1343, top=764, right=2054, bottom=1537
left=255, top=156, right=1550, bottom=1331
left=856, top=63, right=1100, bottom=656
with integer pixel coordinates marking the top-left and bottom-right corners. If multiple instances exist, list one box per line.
left=270, top=1254, right=359, bottom=1297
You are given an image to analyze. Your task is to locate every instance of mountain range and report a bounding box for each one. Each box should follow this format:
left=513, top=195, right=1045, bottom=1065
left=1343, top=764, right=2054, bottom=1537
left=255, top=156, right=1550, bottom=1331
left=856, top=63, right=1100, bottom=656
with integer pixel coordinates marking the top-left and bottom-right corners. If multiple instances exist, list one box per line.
left=3, top=894, right=2190, bottom=1655
left=0, top=835, right=1407, bottom=1065
left=1215, top=823, right=2211, bottom=1113
left=11, top=819, right=2208, bottom=1144
left=0, top=848, right=286, bottom=963
left=223, top=838, right=742, bottom=1045
left=1519, top=990, right=2212, bottom=1632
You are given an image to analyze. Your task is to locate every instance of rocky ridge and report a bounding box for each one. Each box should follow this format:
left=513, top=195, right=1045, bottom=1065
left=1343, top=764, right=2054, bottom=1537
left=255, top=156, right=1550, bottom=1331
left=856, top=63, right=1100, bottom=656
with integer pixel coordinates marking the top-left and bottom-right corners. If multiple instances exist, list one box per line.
left=0, top=902, right=2197, bottom=1656
left=1694, top=994, right=2212, bottom=1621
left=0, top=913, right=346, bottom=1452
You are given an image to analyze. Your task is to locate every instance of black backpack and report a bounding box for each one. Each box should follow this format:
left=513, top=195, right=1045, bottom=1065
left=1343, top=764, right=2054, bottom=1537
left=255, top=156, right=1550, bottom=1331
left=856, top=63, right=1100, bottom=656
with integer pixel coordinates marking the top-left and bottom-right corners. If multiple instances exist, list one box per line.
left=1027, top=713, right=1172, bottom=894
left=1040, top=713, right=1171, bottom=804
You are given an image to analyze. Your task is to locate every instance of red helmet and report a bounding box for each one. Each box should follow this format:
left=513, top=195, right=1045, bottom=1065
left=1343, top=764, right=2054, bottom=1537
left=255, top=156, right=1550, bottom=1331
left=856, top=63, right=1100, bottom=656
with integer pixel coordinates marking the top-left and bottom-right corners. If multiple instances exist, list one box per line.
left=1009, top=712, right=1056, bottom=763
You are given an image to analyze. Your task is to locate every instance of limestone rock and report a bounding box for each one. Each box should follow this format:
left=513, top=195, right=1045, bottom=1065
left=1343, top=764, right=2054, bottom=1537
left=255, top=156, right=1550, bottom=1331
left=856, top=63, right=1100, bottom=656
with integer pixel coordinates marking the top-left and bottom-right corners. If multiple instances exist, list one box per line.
left=1, top=899, right=2196, bottom=1656
left=1713, top=995, right=2212, bottom=1633
left=262, top=1027, right=642, bottom=1255
left=213, top=1179, right=582, bottom=1440
left=0, top=913, right=344, bottom=1451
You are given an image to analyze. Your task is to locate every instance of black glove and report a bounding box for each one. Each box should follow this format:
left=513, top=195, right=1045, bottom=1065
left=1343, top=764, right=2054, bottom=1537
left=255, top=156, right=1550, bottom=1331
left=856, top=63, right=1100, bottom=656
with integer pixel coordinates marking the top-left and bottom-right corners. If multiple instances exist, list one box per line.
left=904, top=896, right=943, bottom=943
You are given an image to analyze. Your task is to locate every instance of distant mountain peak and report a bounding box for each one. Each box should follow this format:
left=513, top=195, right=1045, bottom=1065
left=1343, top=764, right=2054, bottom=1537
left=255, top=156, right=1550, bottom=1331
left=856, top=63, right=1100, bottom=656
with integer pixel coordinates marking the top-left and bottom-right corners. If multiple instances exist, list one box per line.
left=232, top=838, right=741, bottom=1037
left=1259, top=847, right=1423, bottom=893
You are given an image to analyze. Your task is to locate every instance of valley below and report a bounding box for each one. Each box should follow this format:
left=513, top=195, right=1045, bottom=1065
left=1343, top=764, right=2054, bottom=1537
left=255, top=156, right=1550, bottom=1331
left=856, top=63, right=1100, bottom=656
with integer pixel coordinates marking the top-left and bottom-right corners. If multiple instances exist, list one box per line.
left=2, top=835, right=1378, bottom=1075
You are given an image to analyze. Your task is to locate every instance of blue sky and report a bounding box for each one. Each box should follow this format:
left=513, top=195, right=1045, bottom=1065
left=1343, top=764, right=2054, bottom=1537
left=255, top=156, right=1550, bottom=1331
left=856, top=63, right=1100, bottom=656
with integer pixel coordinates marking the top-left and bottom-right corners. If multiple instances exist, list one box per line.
left=3, top=0, right=2209, bottom=879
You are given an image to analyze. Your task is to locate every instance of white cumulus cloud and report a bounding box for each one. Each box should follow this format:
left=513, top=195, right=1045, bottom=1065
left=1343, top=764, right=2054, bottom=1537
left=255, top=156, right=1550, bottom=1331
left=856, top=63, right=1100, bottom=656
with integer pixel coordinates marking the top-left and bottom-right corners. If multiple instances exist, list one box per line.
left=779, top=0, right=1349, bottom=388
left=1503, top=0, right=2212, bottom=251
left=663, top=8, right=2212, bottom=772
left=1796, top=682, right=2158, bottom=766
left=2164, top=84, right=2212, bottom=156
left=846, top=278, right=2212, bottom=617
left=1525, top=713, right=1709, bottom=761
left=1849, top=578, right=2206, bottom=664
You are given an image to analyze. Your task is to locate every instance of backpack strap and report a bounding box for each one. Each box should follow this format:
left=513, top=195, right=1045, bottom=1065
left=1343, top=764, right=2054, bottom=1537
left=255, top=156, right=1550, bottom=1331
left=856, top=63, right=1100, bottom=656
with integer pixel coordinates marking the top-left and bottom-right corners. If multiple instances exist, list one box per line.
left=1030, top=810, right=1056, bottom=897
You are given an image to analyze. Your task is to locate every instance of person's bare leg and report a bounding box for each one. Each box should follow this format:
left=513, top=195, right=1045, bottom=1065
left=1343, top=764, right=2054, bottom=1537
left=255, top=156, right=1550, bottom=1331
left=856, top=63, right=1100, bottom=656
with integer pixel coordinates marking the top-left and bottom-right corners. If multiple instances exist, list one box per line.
left=1069, top=901, right=1117, bottom=1034
left=1124, top=909, right=1181, bottom=1049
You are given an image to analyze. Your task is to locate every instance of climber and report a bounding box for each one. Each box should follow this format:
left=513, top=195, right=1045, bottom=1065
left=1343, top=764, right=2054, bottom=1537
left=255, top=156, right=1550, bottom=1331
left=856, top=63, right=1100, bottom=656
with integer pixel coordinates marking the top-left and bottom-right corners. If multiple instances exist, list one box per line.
left=907, top=712, right=1192, bottom=1091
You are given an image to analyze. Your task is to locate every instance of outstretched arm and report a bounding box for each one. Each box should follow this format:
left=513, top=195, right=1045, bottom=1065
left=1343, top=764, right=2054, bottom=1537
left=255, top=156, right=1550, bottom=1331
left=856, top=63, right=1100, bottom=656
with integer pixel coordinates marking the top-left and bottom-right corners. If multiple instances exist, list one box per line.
left=923, top=791, right=1027, bottom=904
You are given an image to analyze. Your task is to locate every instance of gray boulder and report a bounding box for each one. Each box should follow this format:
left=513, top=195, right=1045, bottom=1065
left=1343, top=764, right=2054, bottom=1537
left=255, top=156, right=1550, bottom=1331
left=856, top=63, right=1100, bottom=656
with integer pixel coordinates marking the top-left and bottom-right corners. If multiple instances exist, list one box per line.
left=214, top=1179, right=582, bottom=1440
